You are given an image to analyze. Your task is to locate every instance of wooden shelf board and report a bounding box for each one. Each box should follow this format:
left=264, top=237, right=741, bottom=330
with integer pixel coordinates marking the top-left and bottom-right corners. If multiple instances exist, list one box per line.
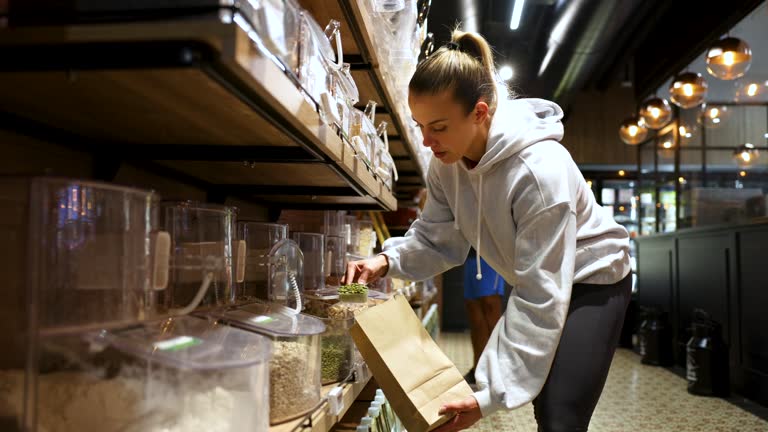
left=388, top=140, right=408, bottom=157
left=269, top=376, right=372, bottom=432
left=394, top=159, right=418, bottom=172
left=154, top=161, right=348, bottom=186
left=253, top=195, right=380, bottom=205
left=0, top=68, right=294, bottom=147
left=351, top=70, right=382, bottom=107
left=296, top=0, right=361, bottom=56
left=337, top=0, right=379, bottom=68
left=375, top=113, right=398, bottom=136
left=0, top=19, right=400, bottom=209
left=334, top=1, right=425, bottom=185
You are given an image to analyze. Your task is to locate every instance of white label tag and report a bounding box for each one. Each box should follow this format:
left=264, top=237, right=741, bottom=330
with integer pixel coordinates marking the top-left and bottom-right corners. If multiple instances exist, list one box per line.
left=328, top=386, right=344, bottom=416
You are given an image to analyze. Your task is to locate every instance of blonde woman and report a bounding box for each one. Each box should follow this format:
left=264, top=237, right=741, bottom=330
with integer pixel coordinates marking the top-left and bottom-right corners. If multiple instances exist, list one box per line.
left=344, top=31, right=631, bottom=432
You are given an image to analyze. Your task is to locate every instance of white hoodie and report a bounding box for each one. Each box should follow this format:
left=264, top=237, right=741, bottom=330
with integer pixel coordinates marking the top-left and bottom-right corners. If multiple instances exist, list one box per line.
left=381, top=98, right=631, bottom=416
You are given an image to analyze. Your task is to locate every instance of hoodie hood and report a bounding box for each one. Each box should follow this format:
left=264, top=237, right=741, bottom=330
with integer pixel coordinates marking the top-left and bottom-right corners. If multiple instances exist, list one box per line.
left=453, top=98, right=565, bottom=280
left=468, top=98, right=564, bottom=176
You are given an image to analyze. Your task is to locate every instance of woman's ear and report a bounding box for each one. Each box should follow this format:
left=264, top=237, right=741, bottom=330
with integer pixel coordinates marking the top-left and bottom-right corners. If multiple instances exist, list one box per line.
left=474, top=101, right=490, bottom=124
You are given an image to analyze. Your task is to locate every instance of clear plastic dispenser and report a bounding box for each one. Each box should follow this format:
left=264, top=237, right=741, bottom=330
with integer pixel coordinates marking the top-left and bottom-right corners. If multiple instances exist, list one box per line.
left=1, top=315, right=272, bottom=432
left=237, top=222, right=290, bottom=303
left=292, top=231, right=326, bottom=294
left=162, top=202, right=238, bottom=313
left=212, top=302, right=325, bottom=425
left=0, top=177, right=170, bottom=431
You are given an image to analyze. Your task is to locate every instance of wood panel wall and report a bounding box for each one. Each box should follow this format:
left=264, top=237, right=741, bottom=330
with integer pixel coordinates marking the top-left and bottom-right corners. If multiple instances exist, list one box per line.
left=561, top=84, right=639, bottom=166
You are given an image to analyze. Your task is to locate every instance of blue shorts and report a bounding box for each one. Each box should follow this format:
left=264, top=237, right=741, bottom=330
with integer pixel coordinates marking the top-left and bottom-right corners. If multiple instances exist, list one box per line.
left=464, top=258, right=504, bottom=300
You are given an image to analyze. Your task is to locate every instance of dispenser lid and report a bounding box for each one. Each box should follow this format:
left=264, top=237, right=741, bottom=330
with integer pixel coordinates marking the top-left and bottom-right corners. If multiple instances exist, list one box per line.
left=215, top=301, right=326, bottom=337
left=106, top=315, right=272, bottom=370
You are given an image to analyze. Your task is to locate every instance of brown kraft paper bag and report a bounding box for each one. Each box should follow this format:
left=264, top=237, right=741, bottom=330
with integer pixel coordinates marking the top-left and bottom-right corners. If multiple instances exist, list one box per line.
left=350, top=294, right=474, bottom=432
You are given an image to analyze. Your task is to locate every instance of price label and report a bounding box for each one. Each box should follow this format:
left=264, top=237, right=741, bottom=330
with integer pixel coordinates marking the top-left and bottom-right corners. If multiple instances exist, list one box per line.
left=328, top=386, right=345, bottom=416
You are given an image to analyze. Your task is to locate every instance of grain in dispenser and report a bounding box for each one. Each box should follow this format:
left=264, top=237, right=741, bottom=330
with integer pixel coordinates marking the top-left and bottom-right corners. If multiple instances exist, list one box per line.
left=211, top=302, right=324, bottom=424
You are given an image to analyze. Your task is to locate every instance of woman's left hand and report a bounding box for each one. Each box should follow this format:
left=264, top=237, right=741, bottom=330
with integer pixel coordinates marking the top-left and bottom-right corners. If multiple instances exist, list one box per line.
left=432, top=396, right=483, bottom=432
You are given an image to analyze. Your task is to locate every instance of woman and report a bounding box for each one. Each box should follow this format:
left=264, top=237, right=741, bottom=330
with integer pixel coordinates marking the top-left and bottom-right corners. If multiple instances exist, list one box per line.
left=463, top=251, right=504, bottom=386
left=343, top=30, right=631, bottom=432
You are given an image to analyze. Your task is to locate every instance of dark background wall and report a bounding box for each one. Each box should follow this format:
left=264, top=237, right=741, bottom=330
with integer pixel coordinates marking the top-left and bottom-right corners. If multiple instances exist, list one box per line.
left=637, top=220, right=768, bottom=407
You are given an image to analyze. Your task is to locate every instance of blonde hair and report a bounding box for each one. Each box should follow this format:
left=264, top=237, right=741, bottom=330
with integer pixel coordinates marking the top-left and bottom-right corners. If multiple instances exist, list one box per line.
left=409, top=30, right=500, bottom=114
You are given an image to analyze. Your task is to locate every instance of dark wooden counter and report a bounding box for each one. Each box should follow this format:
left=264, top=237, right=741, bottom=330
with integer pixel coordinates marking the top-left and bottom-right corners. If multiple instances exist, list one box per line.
left=636, top=219, right=768, bottom=406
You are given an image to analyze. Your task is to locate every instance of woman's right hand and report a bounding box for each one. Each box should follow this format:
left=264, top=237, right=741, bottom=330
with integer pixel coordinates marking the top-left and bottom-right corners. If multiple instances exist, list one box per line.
left=342, top=254, right=389, bottom=285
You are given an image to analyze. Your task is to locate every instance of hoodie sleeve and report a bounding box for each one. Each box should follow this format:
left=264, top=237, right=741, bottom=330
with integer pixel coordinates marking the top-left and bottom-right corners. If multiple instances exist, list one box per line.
left=380, top=162, right=471, bottom=281
left=472, top=197, right=576, bottom=416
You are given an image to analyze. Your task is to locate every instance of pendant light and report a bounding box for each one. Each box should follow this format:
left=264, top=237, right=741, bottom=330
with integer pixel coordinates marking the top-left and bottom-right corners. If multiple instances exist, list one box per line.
left=733, top=143, right=759, bottom=168
left=734, top=78, right=768, bottom=102
left=659, top=136, right=675, bottom=160
left=678, top=123, right=697, bottom=146
left=639, top=97, right=673, bottom=129
left=619, top=115, right=648, bottom=145
left=699, top=103, right=730, bottom=129
left=669, top=72, right=708, bottom=108
left=706, top=37, right=752, bottom=80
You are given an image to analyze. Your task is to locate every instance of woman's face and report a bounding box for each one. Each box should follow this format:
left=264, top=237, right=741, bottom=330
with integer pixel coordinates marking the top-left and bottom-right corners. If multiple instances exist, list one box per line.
left=409, top=90, right=488, bottom=164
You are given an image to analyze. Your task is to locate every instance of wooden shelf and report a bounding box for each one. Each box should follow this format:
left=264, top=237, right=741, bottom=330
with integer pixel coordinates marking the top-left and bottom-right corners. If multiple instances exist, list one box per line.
left=297, top=0, right=428, bottom=187
left=270, top=375, right=374, bottom=432
left=0, top=18, right=396, bottom=210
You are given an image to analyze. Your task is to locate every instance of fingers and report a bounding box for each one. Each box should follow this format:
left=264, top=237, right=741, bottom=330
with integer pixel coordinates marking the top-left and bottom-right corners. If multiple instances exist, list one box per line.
left=357, top=267, right=373, bottom=284
left=430, top=414, right=460, bottom=432
left=438, top=398, right=477, bottom=415
left=342, top=259, right=381, bottom=285
left=431, top=412, right=476, bottom=432
left=343, top=261, right=359, bottom=284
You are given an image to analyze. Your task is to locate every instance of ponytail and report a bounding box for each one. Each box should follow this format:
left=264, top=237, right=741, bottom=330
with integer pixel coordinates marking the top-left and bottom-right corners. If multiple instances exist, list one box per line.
left=409, top=29, right=503, bottom=114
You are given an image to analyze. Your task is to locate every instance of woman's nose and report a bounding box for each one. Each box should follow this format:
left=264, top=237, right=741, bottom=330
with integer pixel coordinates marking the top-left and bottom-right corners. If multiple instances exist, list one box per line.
left=422, top=133, right=435, bottom=148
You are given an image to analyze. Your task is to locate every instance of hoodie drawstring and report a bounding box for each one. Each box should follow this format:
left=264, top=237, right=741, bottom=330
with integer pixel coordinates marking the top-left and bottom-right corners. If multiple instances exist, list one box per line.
left=453, top=164, right=460, bottom=230
left=475, top=174, right=483, bottom=281
left=454, top=164, right=484, bottom=280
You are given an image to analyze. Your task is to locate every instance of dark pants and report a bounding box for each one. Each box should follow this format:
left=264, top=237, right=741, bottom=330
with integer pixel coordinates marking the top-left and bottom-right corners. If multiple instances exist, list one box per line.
left=532, top=273, right=633, bottom=432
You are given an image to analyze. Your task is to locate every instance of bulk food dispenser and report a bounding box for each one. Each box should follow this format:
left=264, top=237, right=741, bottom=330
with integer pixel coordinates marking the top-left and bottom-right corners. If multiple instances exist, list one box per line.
left=162, top=202, right=240, bottom=313
left=324, top=211, right=347, bottom=288
left=238, top=222, right=304, bottom=310
left=8, top=315, right=273, bottom=432
left=312, top=287, right=369, bottom=385
left=0, top=178, right=273, bottom=432
left=292, top=231, right=326, bottom=295
left=211, top=302, right=325, bottom=424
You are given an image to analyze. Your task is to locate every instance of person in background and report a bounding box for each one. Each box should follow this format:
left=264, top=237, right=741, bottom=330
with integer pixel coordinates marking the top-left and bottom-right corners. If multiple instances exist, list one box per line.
left=343, top=28, right=632, bottom=432
left=463, top=250, right=503, bottom=386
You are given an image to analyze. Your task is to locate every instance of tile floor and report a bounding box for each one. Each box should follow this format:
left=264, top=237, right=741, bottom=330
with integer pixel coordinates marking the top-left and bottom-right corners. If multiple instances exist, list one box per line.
left=438, top=332, right=768, bottom=432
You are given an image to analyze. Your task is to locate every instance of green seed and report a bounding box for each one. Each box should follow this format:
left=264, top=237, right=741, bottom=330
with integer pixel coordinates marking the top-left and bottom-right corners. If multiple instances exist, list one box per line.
left=339, top=283, right=368, bottom=295
left=321, top=333, right=352, bottom=383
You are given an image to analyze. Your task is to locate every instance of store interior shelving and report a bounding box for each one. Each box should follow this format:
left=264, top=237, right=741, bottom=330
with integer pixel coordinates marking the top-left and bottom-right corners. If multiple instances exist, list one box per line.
left=0, top=15, right=405, bottom=211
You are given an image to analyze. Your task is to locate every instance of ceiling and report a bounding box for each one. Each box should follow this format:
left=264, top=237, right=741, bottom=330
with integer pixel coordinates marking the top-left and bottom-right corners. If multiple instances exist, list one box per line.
left=426, top=0, right=766, bottom=108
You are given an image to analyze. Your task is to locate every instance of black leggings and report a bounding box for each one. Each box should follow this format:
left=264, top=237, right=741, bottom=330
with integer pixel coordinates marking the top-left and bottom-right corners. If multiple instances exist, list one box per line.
left=532, top=273, right=633, bottom=432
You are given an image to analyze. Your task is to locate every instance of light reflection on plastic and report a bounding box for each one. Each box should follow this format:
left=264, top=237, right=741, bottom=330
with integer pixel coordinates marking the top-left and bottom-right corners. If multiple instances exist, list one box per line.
left=57, top=185, right=97, bottom=249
